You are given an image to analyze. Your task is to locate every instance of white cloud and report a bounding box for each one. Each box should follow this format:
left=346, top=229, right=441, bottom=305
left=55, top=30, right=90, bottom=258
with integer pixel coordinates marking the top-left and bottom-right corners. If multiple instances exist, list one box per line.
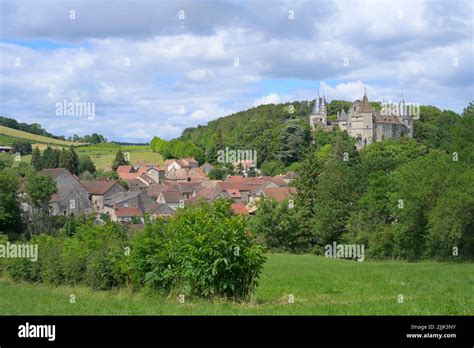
left=253, top=93, right=283, bottom=106
left=123, top=129, right=151, bottom=140
left=0, top=0, right=471, bottom=142
left=185, top=69, right=214, bottom=81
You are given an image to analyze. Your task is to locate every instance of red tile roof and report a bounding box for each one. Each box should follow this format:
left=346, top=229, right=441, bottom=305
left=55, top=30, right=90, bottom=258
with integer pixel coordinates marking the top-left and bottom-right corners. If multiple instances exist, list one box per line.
left=226, top=189, right=241, bottom=198
left=231, top=203, right=248, bottom=216
left=116, top=165, right=133, bottom=173
left=217, top=182, right=252, bottom=192
left=263, top=187, right=297, bottom=202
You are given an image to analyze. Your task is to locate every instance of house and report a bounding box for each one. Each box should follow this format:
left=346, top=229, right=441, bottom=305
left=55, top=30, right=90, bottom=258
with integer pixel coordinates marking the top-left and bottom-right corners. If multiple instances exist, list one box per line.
left=117, top=165, right=164, bottom=186
left=0, top=146, right=13, bottom=153
left=165, top=168, right=191, bottom=182
left=128, top=177, right=150, bottom=192
left=38, top=168, right=92, bottom=216
left=114, top=207, right=143, bottom=223
left=146, top=183, right=180, bottom=199
left=164, top=157, right=199, bottom=171
left=263, top=187, right=297, bottom=202
left=188, top=188, right=221, bottom=204
left=103, top=191, right=158, bottom=221
left=226, top=189, right=242, bottom=203
left=274, top=172, right=298, bottom=185
left=150, top=203, right=177, bottom=218
left=144, top=166, right=165, bottom=184
left=81, top=180, right=125, bottom=212
left=217, top=182, right=252, bottom=203
left=156, top=191, right=184, bottom=209
left=231, top=203, right=249, bottom=216
left=178, top=182, right=203, bottom=199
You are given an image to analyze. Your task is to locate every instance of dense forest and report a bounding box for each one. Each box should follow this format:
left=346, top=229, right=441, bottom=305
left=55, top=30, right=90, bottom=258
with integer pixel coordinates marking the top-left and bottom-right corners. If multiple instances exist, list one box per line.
left=250, top=101, right=474, bottom=260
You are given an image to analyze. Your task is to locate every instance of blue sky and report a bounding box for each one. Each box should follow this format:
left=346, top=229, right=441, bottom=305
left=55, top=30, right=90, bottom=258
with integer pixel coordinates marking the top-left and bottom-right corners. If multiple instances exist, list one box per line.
left=0, top=0, right=473, bottom=142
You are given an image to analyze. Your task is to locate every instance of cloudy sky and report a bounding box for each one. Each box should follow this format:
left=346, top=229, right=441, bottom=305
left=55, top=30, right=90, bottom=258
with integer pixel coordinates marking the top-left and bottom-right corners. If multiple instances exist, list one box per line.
left=0, top=0, right=472, bottom=142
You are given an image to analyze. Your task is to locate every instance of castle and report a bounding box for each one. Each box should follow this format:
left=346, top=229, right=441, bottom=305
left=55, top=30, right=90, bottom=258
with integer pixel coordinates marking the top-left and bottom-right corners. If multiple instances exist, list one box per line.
left=310, top=89, right=413, bottom=149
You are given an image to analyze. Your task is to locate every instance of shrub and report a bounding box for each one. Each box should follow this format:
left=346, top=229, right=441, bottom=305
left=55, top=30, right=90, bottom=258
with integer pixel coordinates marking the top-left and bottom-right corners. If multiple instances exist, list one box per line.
left=36, top=234, right=64, bottom=285
left=131, top=201, right=266, bottom=300
left=75, top=223, right=129, bottom=290
left=61, top=238, right=87, bottom=284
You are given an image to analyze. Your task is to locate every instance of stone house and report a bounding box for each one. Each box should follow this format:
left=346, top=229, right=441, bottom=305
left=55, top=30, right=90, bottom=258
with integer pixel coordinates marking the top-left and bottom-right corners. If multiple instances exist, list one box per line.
left=38, top=168, right=92, bottom=216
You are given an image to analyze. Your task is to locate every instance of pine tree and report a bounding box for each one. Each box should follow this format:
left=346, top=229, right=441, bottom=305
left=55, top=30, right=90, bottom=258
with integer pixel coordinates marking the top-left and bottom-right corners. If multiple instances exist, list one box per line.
left=58, top=147, right=80, bottom=175
left=68, top=147, right=79, bottom=175
left=42, top=146, right=59, bottom=168
left=112, top=149, right=129, bottom=171
left=31, top=147, right=43, bottom=171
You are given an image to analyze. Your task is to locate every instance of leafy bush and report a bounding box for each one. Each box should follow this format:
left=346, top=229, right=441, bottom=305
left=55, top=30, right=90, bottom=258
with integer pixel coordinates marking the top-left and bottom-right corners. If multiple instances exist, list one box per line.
left=131, top=201, right=266, bottom=300
left=61, top=238, right=87, bottom=284
left=37, top=234, right=64, bottom=285
left=74, top=223, right=129, bottom=290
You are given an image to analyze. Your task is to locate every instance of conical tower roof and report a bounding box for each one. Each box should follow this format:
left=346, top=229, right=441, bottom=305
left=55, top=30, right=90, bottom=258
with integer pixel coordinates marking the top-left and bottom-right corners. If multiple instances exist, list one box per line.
left=360, top=93, right=372, bottom=113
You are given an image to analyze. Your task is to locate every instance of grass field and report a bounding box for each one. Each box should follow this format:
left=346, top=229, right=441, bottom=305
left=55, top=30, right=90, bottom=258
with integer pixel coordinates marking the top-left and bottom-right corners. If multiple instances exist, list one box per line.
left=0, top=126, right=82, bottom=146
left=0, top=254, right=472, bottom=315
left=2, top=141, right=163, bottom=170
left=75, top=143, right=163, bottom=170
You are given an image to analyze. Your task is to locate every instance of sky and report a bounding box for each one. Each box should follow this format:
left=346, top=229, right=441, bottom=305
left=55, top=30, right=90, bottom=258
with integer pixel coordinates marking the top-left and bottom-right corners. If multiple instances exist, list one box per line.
left=0, top=0, right=473, bottom=142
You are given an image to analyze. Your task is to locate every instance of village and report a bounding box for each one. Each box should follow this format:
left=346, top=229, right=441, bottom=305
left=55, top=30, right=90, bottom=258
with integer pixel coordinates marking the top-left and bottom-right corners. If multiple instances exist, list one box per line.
left=36, top=157, right=297, bottom=227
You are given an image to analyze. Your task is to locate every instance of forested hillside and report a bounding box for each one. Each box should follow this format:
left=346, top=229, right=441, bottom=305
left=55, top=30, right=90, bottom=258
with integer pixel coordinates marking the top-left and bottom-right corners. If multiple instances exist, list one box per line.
left=179, top=100, right=380, bottom=169
left=249, top=101, right=474, bottom=260
left=178, top=101, right=313, bottom=167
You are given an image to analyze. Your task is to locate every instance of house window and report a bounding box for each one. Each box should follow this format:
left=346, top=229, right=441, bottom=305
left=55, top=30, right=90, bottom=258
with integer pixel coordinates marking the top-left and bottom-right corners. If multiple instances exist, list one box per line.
left=124, top=203, right=129, bottom=207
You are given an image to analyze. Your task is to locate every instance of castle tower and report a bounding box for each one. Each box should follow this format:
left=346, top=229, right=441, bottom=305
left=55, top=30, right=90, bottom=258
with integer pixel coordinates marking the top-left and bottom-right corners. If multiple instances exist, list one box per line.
left=309, top=87, right=328, bottom=128
left=349, top=88, right=374, bottom=148
left=399, top=93, right=413, bottom=137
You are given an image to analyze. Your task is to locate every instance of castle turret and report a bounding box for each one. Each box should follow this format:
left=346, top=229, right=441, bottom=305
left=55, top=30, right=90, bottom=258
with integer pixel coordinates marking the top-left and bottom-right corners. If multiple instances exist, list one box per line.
left=309, top=88, right=328, bottom=128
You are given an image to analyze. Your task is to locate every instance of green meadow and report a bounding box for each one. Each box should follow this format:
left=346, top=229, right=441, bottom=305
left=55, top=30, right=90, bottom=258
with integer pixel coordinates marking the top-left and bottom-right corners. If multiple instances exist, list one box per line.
left=74, top=143, right=163, bottom=170
left=0, top=254, right=471, bottom=315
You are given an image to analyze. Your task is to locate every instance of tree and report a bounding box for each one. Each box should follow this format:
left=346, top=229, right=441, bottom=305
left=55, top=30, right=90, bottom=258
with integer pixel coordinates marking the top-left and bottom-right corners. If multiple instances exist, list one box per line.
left=42, top=146, right=59, bottom=168
left=0, top=153, right=14, bottom=170
left=0, top=168, right=22, bottom=237
left=12, top=141, right=32, bottom=156
left=326, top=100, right=352, bottom=117
left=277, top=120, right=311, bottom=165
left=31, top=147, right=43, bottom=171
left=385, top=150, right=459, bottom=260
left=112, top=149, right=129, bottom=171
left=78, top=156, right=96, bottom=174
left=59, top=147, right=80, bottom=175
left=311, top=161, right=359, bottom=249
left=250, top=199, right=301, bottom=251
left=260, top=160, right=285, bottom=176
left=208, top=168, right=225, bottom=180
left=23, top=172, right=57, bottom=237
